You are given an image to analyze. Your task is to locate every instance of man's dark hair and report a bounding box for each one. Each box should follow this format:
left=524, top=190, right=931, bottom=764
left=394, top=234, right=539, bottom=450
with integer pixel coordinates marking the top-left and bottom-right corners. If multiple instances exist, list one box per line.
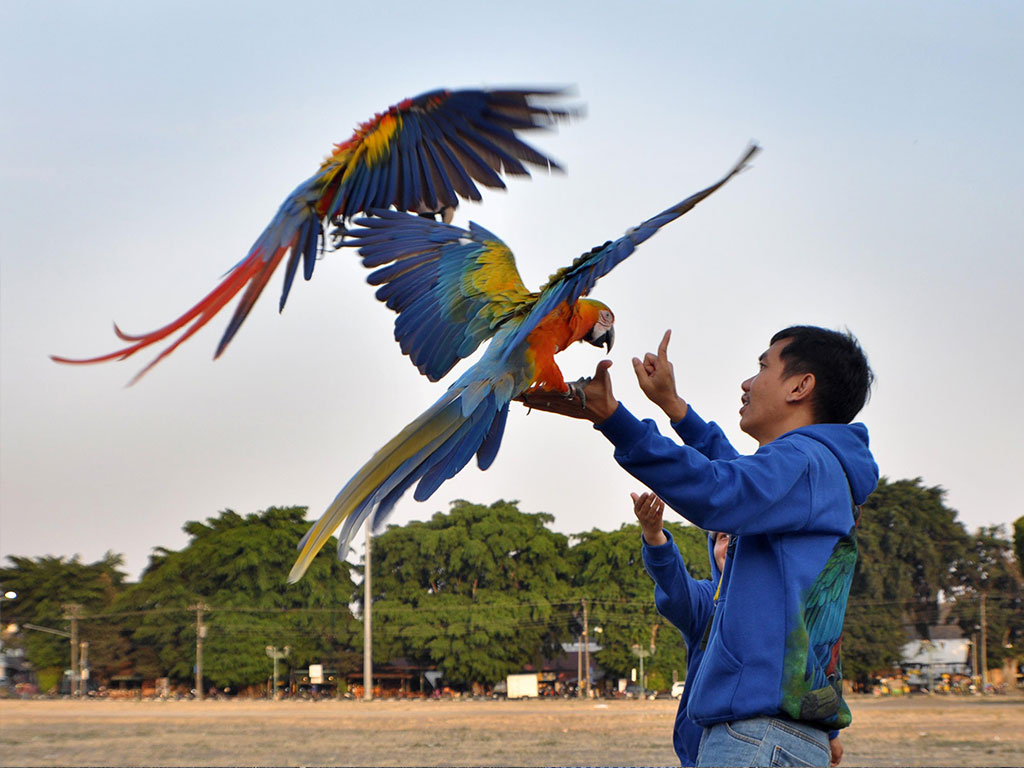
left=770, top=326, right=873, bottom=424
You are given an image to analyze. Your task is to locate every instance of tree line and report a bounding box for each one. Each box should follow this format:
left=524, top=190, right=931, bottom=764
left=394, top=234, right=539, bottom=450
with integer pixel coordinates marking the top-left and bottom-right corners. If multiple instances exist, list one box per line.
left=1, top=478, right=1021, bottom=694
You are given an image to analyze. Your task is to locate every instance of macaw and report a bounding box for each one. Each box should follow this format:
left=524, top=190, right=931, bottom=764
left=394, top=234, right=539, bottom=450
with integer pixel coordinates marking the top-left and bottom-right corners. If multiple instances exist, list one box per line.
left=288, top=145, right=760, bottom=582
left=52, top=87, right=576, bottom=382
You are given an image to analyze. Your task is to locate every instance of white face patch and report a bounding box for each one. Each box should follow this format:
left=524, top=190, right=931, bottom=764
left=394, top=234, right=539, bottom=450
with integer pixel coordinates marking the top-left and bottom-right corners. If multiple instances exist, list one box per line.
left=594, top=309, right=614, bottom=335
left=586, top=309, right=615, bottom=350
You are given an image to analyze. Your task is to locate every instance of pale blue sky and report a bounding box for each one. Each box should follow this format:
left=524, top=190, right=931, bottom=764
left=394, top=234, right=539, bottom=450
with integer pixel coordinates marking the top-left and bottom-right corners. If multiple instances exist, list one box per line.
left=2, top=1, right=1022, bottom=579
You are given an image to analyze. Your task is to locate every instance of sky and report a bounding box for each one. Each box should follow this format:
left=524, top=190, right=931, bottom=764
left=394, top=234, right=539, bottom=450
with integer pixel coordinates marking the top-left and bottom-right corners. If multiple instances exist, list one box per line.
left=2, top=1, right=1022, bottom=581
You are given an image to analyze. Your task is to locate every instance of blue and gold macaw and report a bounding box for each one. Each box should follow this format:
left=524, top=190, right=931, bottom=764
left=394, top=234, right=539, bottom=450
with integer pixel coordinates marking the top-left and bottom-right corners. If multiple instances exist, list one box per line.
left=288, top=145, right=760, bottom=581
left=52, top=87, right=577, bottom=381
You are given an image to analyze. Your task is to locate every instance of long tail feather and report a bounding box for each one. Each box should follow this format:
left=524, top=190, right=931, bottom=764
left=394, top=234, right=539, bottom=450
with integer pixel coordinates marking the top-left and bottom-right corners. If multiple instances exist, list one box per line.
left=288, top=377, right=510, bottom=582
left=50, top=254, right=271, bottom=383
left=51, top=181, right=322, bottom=382
left=288, top=390, right=466, bottom=582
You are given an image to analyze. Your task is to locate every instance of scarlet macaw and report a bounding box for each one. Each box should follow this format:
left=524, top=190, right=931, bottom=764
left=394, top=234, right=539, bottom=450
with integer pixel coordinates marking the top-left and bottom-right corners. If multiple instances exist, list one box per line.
left=52, top=87, right=577, bottom=381
left=288, top=145, right=760, bottom=582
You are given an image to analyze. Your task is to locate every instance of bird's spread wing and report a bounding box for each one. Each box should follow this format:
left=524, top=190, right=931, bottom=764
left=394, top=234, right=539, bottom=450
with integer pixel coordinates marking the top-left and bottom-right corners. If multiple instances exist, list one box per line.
left=344, top=209, right=536, bottom=381
left=316, top=88, right=576, bottom=220
left=499, top=144, right=760, bottom=361
left=52, top=87, right=577, bottom=383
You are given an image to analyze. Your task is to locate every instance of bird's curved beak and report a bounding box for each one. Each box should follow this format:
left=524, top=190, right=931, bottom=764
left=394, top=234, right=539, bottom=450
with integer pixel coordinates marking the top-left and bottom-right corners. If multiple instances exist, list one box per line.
left=588, top=325, right=614, bottom=352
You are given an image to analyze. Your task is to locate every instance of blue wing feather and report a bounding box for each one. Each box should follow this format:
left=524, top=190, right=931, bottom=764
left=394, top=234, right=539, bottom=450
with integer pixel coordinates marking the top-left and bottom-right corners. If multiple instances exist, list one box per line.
left=476, top=403, right=509, bottom=470
left=344, top=210, right=530, bottom=381
left=415, top=398, right=497, bottom=501
left=420, top=117, right=481, bottom=199
left=443, top=110, right=532, bottom=177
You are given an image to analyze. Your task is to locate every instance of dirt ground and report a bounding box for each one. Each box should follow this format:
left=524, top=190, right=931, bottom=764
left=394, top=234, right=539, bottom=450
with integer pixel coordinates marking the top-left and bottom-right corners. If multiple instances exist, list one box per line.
left=1, top=695, right=1022, bottom=767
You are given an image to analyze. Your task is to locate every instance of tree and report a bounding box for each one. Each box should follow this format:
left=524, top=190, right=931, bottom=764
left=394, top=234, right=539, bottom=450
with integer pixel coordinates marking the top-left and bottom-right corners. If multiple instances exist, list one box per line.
left=367, top=499, right=573, bottom=687
left=570, top=520, right=708, bottom=690
left=947, top=525, right=1023, bottom=673
left=0, top=552, right=128, bottom=690
left=1013, top=516, right=1024, bottom=574
left=115, top=507, right=359, bottom=690
left=841, top=478, right=971, bottom=683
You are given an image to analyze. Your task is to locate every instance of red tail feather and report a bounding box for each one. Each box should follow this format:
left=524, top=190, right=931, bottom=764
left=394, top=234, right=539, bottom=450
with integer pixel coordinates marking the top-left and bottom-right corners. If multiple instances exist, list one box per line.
left=50, top=252, right=273, bottom=381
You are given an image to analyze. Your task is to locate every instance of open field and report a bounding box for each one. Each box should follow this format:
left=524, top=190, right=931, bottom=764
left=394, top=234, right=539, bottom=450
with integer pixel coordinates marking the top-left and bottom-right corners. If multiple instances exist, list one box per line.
left=1, top=695, right=1022, bottom=767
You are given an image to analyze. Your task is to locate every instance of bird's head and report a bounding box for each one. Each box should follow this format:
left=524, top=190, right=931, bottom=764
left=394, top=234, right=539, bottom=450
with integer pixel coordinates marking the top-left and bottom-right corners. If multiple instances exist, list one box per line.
left=577, top=299, right=615, bottom=352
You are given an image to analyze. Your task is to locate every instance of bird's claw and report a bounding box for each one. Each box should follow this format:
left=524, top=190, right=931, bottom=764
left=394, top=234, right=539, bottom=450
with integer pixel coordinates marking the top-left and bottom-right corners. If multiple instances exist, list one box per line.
left=566, top=377, right=592, bottom=409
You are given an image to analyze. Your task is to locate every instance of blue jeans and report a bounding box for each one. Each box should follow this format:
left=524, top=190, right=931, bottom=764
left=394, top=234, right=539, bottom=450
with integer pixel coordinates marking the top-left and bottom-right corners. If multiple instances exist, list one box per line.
left=696, top=716, right=831, bottom=767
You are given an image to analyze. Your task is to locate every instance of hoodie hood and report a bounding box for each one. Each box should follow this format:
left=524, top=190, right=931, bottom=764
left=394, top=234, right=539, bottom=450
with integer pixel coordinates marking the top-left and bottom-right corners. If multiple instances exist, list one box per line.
left=705, top=531, right=724, bottom=583
left=791, top=422, right=878, bottom=504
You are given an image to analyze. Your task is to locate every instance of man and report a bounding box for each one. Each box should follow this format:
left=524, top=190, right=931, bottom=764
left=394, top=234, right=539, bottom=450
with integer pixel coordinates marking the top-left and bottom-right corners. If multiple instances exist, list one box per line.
left=522, top=326, right=876, bottom=767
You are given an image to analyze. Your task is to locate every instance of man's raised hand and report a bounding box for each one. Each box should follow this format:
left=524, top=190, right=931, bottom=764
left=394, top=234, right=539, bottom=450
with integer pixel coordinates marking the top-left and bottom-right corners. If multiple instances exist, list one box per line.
left=632, top=329, right=688, bottom=423
left=632, top=491, right=668, bottom=546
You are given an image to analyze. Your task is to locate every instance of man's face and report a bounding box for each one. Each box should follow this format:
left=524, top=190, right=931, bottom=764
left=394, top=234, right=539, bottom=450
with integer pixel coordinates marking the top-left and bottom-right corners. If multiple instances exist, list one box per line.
left=714, top=532, right=729, bottom=573
left=739, top=338, right=800, bottom=443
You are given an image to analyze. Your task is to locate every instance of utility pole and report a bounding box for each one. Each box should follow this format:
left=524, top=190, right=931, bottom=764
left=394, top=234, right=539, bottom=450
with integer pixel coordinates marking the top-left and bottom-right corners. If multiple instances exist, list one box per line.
left=979, top=591, right=989, bottom=688
left=265, top=645, right=290, bottom=699
left=582, top=598, right=590, bottom=698
left=79, top=640, right=89, bottom=694
left=190, top=602, right=208, bottom=700
left=363, top=522, right=373, bottom=701
left=631, top=644, right=651, bottom=698
left=63, top=603, right=82, bottom=697
left=576, top=635, right=583, bottom=698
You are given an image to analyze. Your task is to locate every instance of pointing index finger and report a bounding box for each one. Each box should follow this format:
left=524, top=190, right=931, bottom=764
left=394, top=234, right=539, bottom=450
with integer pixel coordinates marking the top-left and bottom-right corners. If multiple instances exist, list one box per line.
left=658, top=329, right=672, bottom=360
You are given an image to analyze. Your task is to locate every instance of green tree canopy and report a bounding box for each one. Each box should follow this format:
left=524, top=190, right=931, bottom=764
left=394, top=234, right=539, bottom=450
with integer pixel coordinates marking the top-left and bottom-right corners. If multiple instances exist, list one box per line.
left=1, top=481, right=1014, bottom=694
left=0, top=552, right=128, bottom=686
left=842, top=477, right=971, bottom=683
left=947, top=525, right=1023, bottom=670
left=115, top=506, right=358, bottom=689
left=367, top=499, right=573, bottom=687
left=1013, top=516, right=1024, bottom=575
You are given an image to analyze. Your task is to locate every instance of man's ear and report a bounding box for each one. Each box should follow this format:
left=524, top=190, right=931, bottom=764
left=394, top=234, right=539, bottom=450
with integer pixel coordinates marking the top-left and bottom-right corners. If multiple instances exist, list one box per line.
left=786, top=372, right=816, bottom=404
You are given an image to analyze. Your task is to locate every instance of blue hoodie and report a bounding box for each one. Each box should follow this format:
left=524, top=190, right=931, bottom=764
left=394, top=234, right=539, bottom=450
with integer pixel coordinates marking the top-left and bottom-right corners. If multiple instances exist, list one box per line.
left=601, top=403, right=878, bottom=732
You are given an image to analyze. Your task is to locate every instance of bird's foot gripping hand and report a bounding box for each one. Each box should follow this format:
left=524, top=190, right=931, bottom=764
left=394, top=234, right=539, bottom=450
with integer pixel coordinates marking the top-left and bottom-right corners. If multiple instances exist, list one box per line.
left=565, top=376, right=593, bottom=409
left=516, top=383, right=593, bottom=420
left=515, top=361, right=616, bottom=423
left=519, top=377, right=591, bottom=410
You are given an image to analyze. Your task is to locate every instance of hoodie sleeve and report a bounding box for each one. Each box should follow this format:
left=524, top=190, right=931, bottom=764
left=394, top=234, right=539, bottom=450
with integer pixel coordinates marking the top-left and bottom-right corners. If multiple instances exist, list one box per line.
left=597, top=404, right=825, bottom=534
left=672, top=405, right=741, bottom=461
left=642, top=530, right=715, bottom=643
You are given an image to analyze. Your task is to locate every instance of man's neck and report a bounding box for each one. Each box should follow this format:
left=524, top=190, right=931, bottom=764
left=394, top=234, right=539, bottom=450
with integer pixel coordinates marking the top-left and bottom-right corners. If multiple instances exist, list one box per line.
left=756, top=414, right=817, bottom=447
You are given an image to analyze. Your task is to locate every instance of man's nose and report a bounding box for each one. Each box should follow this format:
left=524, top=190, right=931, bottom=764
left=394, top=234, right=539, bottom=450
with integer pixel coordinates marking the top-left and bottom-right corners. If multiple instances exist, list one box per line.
left=741, top=377, right=752, bottom=392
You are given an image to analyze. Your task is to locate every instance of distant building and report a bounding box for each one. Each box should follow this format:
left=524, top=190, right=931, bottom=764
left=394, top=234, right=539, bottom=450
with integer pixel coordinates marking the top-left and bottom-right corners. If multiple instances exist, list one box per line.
left=900, top=624, right=972, bottom=687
